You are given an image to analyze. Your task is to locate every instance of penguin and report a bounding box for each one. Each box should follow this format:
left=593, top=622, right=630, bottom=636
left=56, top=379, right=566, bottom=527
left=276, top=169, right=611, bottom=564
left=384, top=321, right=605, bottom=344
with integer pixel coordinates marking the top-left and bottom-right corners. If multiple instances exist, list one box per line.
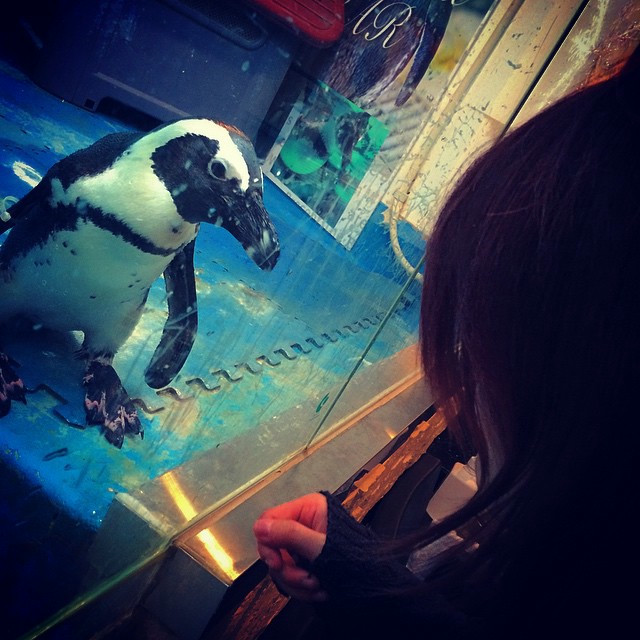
left=0, top=118, right=280, bottom=447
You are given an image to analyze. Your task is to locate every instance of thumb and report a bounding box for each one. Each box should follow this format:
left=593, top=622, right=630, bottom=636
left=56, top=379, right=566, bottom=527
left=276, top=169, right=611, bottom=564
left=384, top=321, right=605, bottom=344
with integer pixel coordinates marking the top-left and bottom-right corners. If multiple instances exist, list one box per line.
left=254, top=518, right=325, bottom=562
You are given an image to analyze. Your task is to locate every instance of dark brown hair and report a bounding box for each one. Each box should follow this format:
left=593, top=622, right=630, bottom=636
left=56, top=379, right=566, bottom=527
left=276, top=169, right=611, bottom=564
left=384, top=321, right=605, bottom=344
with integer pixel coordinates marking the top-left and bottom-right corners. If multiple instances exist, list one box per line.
left=414, top=47, right=639, bottom=634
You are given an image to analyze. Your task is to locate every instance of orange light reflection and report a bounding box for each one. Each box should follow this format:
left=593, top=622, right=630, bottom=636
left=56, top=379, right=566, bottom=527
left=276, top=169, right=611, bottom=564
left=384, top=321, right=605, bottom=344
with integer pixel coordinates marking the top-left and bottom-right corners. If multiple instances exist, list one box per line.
left=160, top=472, right=239, bottom=580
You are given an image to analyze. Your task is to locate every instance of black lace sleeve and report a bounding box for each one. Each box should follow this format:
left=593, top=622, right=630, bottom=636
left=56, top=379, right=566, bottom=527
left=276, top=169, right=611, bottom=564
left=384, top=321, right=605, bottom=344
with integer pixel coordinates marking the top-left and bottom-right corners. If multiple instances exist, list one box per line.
left=306, top=491, right=469, bottom=639
left=309, top=491, right=421, bottom=601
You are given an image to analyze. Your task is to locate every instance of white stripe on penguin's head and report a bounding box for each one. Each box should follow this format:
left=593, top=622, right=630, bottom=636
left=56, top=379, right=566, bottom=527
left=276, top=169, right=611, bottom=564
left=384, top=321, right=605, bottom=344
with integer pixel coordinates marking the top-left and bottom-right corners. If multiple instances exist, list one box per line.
left=133, top=119, right=251, bottom=191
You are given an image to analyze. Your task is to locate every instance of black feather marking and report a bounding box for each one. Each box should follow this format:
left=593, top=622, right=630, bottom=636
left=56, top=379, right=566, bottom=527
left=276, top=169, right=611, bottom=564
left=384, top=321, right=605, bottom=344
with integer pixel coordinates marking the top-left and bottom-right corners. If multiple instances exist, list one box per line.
left=2, top=130, right=143, bottom=234
left=150, top=134, right=220, bottom=225
left=0, top=129, right=157, bottom=263
left=49, top=131, right=146, bottom=190
left=0, top=199, right=177, bottom=269
left=85, top=204, right=178, bottom=256
left=0, top=198, right=80, bottom=268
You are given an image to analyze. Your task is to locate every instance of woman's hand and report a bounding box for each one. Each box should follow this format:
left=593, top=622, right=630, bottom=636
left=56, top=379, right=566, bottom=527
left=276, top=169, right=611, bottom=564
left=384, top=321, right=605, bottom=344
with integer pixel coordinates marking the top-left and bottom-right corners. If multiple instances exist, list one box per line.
left=253, top=492, right=329, bottom=602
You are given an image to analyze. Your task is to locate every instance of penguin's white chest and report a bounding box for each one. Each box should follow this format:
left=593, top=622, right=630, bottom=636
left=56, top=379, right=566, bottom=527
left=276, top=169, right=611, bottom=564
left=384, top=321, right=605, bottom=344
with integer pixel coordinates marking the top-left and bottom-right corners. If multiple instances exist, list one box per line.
left=3, top=221, right=176, bottom=333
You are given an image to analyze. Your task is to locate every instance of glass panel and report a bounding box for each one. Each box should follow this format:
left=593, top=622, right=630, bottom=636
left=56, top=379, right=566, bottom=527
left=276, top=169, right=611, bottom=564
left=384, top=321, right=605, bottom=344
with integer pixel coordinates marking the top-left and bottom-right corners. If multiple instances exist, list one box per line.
left=0, top=1, right=497, bottom=636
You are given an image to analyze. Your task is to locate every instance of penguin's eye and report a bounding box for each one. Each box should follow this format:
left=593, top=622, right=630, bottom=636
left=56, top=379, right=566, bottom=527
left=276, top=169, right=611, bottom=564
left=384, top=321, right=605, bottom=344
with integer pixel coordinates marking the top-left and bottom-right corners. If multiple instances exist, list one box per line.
left=207, top=158, right=228, bottom=180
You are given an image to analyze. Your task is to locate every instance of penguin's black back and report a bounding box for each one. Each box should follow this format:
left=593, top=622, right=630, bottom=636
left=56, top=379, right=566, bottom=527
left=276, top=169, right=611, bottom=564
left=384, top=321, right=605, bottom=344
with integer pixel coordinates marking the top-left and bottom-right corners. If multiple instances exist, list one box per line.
left=1, top=130, right=148, bottom=266
left=49, top=130, right=146, bottom=189
left=6, top=130, right=144, bottom=225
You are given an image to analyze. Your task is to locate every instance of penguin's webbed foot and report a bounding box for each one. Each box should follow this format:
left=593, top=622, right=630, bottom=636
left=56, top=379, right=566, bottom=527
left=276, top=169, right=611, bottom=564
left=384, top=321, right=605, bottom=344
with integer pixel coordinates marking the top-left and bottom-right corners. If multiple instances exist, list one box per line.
left=83, top=361, right=143, bottom=448
left=0, top=351, right=26, bottom=418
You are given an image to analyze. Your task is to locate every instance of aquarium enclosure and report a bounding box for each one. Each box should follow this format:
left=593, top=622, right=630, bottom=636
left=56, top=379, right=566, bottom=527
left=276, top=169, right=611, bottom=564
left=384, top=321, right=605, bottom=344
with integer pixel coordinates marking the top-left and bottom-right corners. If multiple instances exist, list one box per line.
left=0, top=0, right=637, bottom=637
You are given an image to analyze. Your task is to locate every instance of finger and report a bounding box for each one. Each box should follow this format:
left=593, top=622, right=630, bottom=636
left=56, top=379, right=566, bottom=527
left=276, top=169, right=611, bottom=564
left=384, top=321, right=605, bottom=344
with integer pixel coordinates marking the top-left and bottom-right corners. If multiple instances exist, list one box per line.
left=280, top=548, right=297, bottom=567
left=256, top=542, right=283, bottom=571
left=254, top=518, right=326, bottom=562
left=278, top=564, right=321, bottom=591
left=258, top=493, right=327, bottom=529
left=270, top=572, right=328, bottom=603
left=258, top=493, right=318, bottom=519
left=271, top=579, right=329, bottom=603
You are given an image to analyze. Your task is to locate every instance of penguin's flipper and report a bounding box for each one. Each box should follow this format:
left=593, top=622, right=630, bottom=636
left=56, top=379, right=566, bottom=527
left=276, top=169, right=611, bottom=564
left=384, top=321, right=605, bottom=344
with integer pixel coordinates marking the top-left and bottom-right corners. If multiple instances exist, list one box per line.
left=0, top=351, right=26, bottom=418
left=1, top=179, right=51, bottom=236
left=395, top=0, right=452, bottom=107
left=83, top=360, right=142, bottom=448
left=145, top=240, right=198, bottom=389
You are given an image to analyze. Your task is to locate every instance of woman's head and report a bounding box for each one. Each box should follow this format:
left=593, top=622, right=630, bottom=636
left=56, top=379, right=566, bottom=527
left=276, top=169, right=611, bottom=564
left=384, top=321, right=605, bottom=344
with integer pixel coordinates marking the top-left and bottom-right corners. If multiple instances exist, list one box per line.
left=421, top=50, right=638, bottom=497
left=414, top=49, right=639, bottom=631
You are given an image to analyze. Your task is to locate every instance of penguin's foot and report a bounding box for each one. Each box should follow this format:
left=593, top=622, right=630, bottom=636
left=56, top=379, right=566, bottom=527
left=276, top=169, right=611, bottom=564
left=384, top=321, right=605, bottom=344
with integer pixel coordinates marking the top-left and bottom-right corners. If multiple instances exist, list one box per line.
left=0, top=351, right=26, bottom=417
left=83, top=361, right=143, bottom=448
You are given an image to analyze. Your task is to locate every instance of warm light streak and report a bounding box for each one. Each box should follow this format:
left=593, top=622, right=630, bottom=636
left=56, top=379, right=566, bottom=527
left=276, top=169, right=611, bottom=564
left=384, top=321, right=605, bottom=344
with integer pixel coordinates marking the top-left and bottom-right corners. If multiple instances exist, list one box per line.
left=161, top=472, right=197, bottom=520
left=196, top=529, right=240, bottom=580
left=160, top=472, right=239, bottom=580
left=384, top=428, right=397, bottom=440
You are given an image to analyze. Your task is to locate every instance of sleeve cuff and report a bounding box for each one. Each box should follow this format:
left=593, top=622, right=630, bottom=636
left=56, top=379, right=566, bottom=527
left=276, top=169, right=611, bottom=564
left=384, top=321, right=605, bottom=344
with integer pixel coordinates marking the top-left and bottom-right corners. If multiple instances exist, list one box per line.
left=309, top=490, right=421, bottom=602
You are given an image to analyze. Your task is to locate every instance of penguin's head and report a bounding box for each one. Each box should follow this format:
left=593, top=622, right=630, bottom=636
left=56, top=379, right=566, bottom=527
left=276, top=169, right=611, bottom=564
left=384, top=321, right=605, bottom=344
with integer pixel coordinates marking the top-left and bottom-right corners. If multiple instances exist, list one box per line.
left=148, top=119, right=279, bottom=270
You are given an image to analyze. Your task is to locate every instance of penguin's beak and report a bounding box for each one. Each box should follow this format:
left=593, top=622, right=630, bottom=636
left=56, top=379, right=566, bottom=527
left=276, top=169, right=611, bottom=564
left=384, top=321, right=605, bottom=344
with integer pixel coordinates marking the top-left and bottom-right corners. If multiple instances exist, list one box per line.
left=244, top=191, right=280, bottom=272
left=253, top=232, right=280, bottom=271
